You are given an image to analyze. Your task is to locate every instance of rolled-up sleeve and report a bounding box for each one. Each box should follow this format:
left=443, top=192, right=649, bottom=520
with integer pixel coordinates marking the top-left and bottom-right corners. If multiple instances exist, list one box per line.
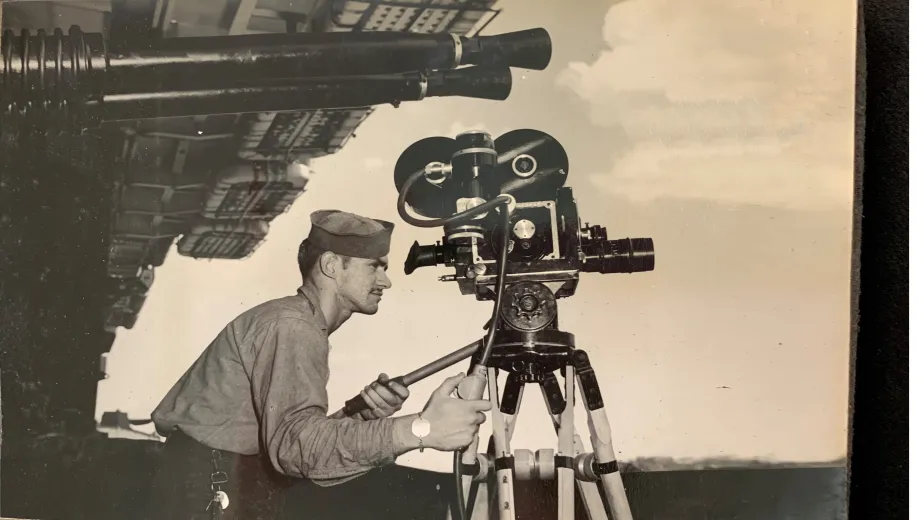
left=249, top=317, right=397, bottom=483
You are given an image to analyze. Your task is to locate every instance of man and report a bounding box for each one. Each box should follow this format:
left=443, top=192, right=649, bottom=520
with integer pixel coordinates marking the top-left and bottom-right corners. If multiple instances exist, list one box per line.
left=145, top=209, right=492, bottom=520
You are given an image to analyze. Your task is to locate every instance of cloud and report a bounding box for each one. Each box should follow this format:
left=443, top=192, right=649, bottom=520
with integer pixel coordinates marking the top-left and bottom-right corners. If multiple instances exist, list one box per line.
left=556, top=0, right=857, bottom=211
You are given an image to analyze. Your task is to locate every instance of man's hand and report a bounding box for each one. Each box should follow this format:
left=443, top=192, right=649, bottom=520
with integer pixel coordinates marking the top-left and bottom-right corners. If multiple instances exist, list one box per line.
left=418, top=373, right=492, bottom=452
left=358, top=373, right=410, bottom=420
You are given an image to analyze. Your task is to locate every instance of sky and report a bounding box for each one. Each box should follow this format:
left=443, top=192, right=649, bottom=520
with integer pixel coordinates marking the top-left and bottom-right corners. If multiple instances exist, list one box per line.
left=95, top=0, right=859, bottom=472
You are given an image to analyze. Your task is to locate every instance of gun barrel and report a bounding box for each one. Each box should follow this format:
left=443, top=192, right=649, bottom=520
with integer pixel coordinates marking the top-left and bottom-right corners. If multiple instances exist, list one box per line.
left=89, top=67, right=513, bottom=121
left=105, top=27, right=551, bottom=93
left=1, top=25, right=546, bottom=131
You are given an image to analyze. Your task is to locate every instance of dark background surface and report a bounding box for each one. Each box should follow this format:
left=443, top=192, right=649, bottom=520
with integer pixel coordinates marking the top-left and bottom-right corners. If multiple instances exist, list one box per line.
left=848, top=0, right=909, bottom=518
left=3, top=436, right=848, bottom=520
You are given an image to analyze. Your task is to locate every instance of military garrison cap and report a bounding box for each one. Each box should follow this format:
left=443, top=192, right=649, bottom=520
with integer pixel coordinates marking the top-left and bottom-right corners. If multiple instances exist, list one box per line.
left=308, top=209, right=395, bottom=259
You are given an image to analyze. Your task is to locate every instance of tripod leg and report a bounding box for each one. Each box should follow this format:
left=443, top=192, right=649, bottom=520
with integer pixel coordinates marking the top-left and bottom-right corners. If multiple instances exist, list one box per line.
left=573, top=436, right=611, bottom=520
left=449, top=369, right=526, bottom=520
left=539, top=372, right=565, bottom=427
left=499, top=375, right=525, bottom=439
left=539, top=373, right=609, bottom=520
left=488, top=367, right=517, bottom=520
left=573, top=351, right=634, bottom=520
left=479, top=374, right=526, bottom=519
left=557, top=365, right=576, bottom=520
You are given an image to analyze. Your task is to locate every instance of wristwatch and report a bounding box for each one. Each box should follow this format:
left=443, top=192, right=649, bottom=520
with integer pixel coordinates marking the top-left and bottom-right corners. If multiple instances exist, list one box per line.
left=411, top=413, right=430, bottom=453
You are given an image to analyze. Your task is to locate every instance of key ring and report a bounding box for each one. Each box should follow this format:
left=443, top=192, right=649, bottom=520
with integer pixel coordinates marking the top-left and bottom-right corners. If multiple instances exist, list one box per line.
left=207, top=450, right=231, bottom=516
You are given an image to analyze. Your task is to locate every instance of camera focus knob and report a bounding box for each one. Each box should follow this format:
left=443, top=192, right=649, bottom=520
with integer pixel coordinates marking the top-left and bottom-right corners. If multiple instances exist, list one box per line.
left=513, top=219, right=536, bottom=239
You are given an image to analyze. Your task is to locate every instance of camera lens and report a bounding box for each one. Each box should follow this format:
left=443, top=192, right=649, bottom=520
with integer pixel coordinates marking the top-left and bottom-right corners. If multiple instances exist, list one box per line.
left=581, top=237, right=655, bottom=274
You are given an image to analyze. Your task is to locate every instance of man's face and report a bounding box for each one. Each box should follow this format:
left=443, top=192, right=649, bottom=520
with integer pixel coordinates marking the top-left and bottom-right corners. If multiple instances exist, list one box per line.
left=336, top=255, right=392, bottom=315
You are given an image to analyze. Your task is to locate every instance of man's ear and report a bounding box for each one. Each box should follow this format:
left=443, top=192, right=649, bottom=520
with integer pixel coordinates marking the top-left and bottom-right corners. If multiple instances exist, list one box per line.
left=317, top=251, right=343, bottom=279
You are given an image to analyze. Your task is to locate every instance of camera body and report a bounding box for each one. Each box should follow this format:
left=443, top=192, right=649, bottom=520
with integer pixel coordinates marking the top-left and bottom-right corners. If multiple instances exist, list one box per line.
left=396, top=129, right=655, bottom=304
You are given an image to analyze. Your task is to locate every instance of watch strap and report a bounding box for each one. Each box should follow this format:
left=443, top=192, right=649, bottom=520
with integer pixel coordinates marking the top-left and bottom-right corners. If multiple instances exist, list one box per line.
left=417, top=413, right=425, bottom=453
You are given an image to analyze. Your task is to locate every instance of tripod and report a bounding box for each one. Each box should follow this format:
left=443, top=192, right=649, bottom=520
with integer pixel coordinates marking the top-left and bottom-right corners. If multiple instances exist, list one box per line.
left=341, top=332, right=635, bottom=520
left=450, top=329, right=635, bottom=520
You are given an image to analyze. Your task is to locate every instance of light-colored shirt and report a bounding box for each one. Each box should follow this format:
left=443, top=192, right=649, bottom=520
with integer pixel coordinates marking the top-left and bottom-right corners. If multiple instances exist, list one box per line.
left=151, top=285, right=397, bottom=485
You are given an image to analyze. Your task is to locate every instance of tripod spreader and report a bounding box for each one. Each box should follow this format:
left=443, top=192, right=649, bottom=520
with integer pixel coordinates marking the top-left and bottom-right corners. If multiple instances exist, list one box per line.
left=458, top=448, right=603, bottom=483
left=460, top=447, right=617, bottom=483
left=341, top=339, right=483, bottom=416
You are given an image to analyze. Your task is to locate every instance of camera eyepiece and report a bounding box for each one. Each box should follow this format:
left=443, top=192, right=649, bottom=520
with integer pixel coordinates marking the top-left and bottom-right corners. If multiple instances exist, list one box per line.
left=404, top=240, right=454, bottom=275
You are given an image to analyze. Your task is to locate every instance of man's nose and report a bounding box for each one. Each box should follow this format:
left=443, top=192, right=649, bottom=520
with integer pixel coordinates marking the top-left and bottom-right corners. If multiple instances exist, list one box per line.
left=381, top=272, right=392, bottom=290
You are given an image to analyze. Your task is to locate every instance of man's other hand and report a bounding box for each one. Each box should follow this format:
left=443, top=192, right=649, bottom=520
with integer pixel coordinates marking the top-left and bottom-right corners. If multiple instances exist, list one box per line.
left=419, top=373, right=492, bottom=452
left=359, top=373, right=410, bottom=420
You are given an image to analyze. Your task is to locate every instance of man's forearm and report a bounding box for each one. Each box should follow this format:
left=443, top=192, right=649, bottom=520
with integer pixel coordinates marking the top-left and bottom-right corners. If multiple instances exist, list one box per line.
left=328, top=411, right=422, bottom=454
left=265, top=411, right=426, bottom=481
left=266, top=412, right=395, bottom=479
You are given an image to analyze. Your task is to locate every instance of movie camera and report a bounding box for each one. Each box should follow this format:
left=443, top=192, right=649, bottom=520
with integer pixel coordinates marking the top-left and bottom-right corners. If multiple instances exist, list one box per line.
left=398, top=129, right=654, bottom=291
left=345, top=129, right=655, bottom=520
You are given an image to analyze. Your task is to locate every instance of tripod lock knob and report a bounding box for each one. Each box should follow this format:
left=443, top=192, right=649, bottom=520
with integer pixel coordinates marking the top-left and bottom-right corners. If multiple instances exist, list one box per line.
left=471, top=453, right=492, bottom=483
left=574, top=452, right=599, bottom=482
left=513, top=449, right=556, bottom=481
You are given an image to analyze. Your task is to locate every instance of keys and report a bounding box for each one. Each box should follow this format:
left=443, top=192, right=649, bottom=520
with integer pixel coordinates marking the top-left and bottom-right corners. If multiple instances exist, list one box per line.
left=214, top=491, right=230, bottom=509
left=206, top=490, right=230, bottom=512
left=207, top=450, right=231, bottom=516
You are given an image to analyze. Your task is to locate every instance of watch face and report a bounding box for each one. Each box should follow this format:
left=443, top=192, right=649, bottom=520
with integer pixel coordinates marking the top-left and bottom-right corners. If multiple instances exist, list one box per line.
left=412, top=418, right=431, bottom=438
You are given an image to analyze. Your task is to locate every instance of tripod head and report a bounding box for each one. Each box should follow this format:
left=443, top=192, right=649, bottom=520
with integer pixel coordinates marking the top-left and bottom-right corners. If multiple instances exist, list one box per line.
left=393, top=129, right=656, bottom=379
